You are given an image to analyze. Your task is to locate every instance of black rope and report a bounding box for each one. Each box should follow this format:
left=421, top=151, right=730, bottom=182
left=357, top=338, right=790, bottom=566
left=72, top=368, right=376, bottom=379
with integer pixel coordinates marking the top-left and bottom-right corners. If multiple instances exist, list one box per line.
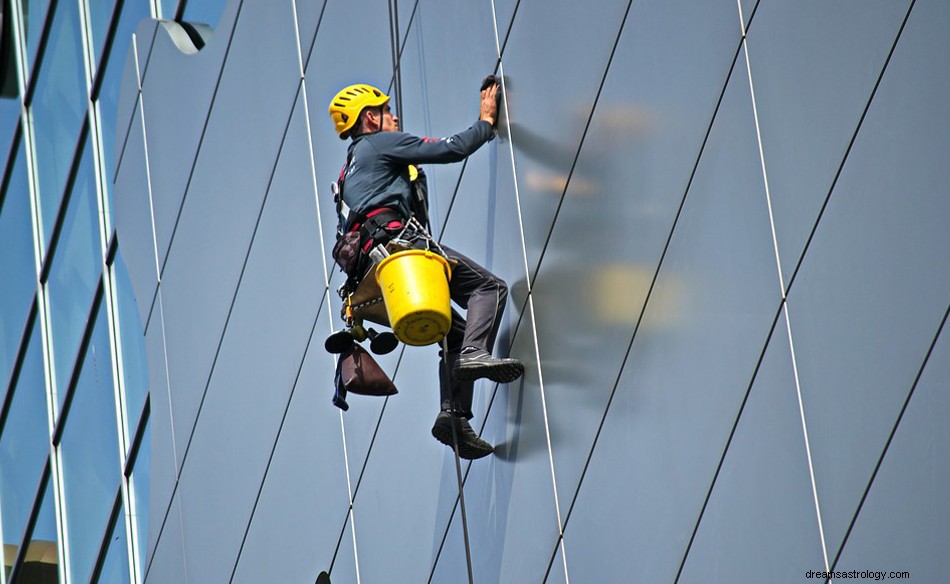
left=442, top=338, right=476, bottom=584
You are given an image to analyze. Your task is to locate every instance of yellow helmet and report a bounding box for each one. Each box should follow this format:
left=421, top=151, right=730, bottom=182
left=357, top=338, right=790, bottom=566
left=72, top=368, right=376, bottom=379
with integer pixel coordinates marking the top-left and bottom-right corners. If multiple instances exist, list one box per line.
left=329, top=84, right=390, bottom=139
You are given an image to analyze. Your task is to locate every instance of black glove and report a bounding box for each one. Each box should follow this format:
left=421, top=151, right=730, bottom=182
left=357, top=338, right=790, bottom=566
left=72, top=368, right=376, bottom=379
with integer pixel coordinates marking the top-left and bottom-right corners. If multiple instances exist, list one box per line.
left=480, top=74, right=498, bottom=90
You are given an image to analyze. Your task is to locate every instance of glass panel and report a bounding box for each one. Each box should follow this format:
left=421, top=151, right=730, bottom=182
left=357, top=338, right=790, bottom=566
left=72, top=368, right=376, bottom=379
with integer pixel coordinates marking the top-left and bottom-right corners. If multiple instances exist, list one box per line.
left=92, top=510, right=131, bottom=584
left=746, top=0, right=911, bottom=286
left=10, top=475, right=60, bottom=584
left=59, top=306, right=121, bottom=584
left=0, top=142, right=36, bottom=397
left=96, top=0, right=152, bottom=228
left=29, top=0, right=87, bottom=252
left=832, top=323, right=950, bottom=584
left=21, top=0, right=53, bottom=79
left=562, top=51, right=782, bottom=583
left=130, top=421, right=150, bottom=581
left=112, top=254, right=148, bottom=441
left=46, top=137, right=102, bottom=409
left=676, top=315, right=825, bottom=583
left=86, top=0, right=120, bottom=71
left=0, top=320, right=49, bottom=571
left=158, top=0, right=178, bottom=20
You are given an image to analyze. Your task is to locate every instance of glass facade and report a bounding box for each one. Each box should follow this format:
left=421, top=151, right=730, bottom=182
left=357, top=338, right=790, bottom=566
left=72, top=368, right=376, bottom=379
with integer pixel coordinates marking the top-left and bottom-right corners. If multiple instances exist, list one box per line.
left=0, top=0, right=170, bottom=581
left=3, top=1, right=946, bottom=583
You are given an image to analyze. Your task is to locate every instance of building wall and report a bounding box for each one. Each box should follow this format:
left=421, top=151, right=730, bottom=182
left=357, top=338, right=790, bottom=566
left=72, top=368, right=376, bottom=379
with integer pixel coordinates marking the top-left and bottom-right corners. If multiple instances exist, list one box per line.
left=0, top=1, right=225, bottom=584
left=113, top=1, right=950, bottom=583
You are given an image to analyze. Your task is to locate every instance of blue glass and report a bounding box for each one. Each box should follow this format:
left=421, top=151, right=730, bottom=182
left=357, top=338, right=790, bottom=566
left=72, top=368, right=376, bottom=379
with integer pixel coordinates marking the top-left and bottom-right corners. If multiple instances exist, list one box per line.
left=832, top=323, right=950, bottom=583
left=784, top=0, right=950, bottom=559
left=93, top=511, right=131, bottom=584
left=182, top=0, right=227, bottom=28
left=676, top=316, right=825, bottom=583
left=113, top=254, right=149, bottom=440
left=130, top=421, right=150, bottom=581
left=159, top=0, right=178, bottom=19
left=59, top=305, right=121, bottom=584
left=0, top=106, right=18, bottom=168
left=0, top=141, right=36, bottom=397
left=10, top=474, right=60, bottom=583
left=30, top=0, right=88, bottom=253
left=96, top=0, right=152, bottom=229
left=46, top=137, right=102, bottom=409
left=22, top=0, right=53, bottom=79
left=745, top=0, right=911, bottom=287
left=0, top=320, right=49, bottom=566
left=86, top=0, right=120, bottom=71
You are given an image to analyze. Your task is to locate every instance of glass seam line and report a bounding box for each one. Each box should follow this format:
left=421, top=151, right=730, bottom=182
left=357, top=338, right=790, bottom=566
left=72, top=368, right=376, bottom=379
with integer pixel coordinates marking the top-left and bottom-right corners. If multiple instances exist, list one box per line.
left=671, top=301, right=786, bottom=584
left=737, top=2, right=831, bottom=573
left=488, top=5, right=572, bottom=584
left=225, top=294, right=329, bottom=583
left=155, top=0, right=246, bottom=280
left=827, top=301, right=950, bottom=575
left=549, top=34, right=746, bottom=580
left=782, top=0, right=917, bottom=297
left=141, top=79, right=302, bottom=581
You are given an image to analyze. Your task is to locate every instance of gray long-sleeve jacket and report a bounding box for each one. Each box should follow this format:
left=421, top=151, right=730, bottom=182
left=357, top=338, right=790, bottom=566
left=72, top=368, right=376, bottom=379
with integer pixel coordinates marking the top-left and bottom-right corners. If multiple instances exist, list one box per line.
left=339, top=120, right=494, bottom=231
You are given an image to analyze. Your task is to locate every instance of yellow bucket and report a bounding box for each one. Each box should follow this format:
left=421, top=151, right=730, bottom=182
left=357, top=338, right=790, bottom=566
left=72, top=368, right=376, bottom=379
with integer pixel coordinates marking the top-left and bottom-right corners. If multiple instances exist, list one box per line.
left=375, top=249, right=452, bottom=346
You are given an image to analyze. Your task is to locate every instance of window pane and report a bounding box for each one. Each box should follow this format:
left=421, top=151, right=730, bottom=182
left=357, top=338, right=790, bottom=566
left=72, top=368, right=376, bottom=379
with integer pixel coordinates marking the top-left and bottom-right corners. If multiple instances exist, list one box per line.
left=113, top=254, right=148, bottom=441
left=86, top=0, right=120, bottom=73
left=46, top=137, right=102, bottom=409
left=159, top=0, right=178, bottom=20
left=0, top=320, right=49, bottom=570
left=9, top=474, right=60, bottom=584
left=21, top=0, right=53, bottom=79
left=0, top=141, right=36, bottom=397
left=130, top=421, right=150, bottom=582
left=30, top=0, right=87, bottom=251
left=95, top=0, right=152, bottom=232
left=59, top=305, right=121, bottom=584
left=92, top=510, right=131, bottom=584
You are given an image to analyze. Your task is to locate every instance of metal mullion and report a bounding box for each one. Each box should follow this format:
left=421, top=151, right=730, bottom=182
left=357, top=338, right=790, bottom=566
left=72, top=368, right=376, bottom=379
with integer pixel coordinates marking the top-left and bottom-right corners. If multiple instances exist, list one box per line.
left=0, top=122, right=23, bottom=212
left=19, top=0, right=60, bottom=107
left=123, top=403, right=149, bottom=584
left=100, top=235, right=140, bottom=584
left=50, top=278, right=105, bottom=446
left=84, top=485, right=123, bottom=584
left=89, top=0, right=126, bottom=101
left=37, top=117, right=91, bottom=283
left=6, top=460, right=53, bottom=584
left=0, top=299, right=38, bottom=437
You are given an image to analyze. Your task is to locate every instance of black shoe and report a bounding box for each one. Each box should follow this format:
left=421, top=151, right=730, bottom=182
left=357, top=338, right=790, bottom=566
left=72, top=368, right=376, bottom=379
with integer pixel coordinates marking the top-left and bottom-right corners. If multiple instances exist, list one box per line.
left=453, top=349, right=524, bottom=383
left=431, top=411, right=494, bottom=460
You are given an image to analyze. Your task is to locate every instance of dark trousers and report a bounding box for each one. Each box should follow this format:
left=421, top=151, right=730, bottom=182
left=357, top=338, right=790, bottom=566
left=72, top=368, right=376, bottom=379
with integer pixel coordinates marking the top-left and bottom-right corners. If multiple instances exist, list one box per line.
left=423, top=242, right=508, bottom=418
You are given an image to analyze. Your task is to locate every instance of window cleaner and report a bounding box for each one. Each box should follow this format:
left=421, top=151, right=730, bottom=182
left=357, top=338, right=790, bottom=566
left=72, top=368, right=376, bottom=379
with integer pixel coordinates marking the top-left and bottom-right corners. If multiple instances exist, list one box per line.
left=324, top=77, right=523, bottom=460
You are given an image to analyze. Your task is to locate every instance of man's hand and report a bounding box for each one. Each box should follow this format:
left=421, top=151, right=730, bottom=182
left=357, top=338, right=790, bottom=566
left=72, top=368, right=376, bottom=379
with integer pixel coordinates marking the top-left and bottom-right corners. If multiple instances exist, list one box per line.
left=479, top=78, right=499, bottom=128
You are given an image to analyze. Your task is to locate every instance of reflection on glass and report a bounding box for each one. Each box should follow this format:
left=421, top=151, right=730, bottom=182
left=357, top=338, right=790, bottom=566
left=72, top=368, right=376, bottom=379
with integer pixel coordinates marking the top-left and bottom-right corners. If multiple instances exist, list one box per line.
left=46, top=137, right=102, bottom=409
left=159, top=0, right=178, bottom=20
left=86, top=0, right=120, bottom=71
left=92, top=510, right=131, bottom=584
left=0, top=320, right=49, bottom=574
left=96, top=0, right=152, bottom=226
left=22, top=0, right=53, bottom=79
left=0, top=142, right=36, bottom=397
left=59, top=305, right=121, bottom=584
left=130, top=420, right=150, bottom=582
left=112, top=254, right=148, bottom=441
left=30, top=0, right=87, bottom=252
left=9, top=474, right=60, bottom=584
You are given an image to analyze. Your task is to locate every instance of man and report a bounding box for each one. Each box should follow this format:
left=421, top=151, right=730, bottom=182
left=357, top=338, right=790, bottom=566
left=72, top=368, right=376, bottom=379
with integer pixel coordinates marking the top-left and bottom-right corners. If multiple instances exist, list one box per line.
left=328, top=80, right=523, bottom=459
